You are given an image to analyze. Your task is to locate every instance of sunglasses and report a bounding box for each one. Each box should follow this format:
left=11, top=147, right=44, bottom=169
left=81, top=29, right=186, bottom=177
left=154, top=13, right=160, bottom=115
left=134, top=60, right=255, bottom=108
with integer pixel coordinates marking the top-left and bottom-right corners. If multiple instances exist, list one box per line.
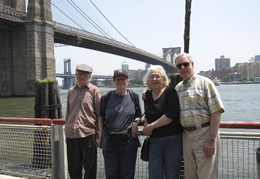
left=176, top=62, right=190, bottom=69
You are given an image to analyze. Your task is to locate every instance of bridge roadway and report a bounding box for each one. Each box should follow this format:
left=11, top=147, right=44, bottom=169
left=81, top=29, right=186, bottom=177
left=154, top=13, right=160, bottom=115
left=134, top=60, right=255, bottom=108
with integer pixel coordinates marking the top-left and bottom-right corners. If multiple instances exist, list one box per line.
left=0, top=3, right=177, bottom=73
left=54, top=22, right=176, bottom=73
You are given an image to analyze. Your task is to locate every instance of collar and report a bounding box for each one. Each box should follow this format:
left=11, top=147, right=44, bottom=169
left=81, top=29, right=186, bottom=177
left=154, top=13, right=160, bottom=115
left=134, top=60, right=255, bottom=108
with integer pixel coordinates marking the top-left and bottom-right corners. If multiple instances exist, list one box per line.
left=75, top=83, right=90, bottom=89
left=183, top=73, right=198, bottom=87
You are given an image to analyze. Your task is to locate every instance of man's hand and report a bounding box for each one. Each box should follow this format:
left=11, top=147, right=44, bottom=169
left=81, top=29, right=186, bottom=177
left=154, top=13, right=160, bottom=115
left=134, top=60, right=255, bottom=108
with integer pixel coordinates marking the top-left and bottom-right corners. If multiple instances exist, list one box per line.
left=142, top=90, right=147, bottom=100
left=132, top=122, right=139, bottom=138
left=203, top=140, right=215, bottom=157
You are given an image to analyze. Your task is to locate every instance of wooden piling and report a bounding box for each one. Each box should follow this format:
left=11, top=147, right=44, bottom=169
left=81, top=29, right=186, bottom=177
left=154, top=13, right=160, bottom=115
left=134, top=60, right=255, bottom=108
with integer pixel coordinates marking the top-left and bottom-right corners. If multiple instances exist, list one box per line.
left=33, top=80, right=62, bottom=168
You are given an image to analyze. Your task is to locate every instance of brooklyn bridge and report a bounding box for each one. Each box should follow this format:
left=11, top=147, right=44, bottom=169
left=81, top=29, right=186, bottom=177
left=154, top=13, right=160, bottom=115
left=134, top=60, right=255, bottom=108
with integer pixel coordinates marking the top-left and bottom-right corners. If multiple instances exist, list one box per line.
left=0, top=0, right=179, bottom=97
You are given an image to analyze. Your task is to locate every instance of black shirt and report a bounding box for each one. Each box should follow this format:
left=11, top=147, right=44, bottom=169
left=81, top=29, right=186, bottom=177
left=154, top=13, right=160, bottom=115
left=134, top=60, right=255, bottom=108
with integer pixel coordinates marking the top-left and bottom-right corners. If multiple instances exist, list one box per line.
left=144, top=86, right=183, bottom=138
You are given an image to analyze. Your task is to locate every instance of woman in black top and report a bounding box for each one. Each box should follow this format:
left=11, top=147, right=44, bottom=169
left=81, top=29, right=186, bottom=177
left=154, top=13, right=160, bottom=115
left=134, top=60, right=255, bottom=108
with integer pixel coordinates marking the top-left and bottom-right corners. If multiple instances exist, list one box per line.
left=142, top=65, right=183, bottom=179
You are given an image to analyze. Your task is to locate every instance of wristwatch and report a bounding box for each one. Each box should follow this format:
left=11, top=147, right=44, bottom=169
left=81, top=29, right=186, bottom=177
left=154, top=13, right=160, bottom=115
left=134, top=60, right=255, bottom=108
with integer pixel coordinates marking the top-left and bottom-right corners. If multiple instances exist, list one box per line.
left=208, top=138, right=215, bottom=143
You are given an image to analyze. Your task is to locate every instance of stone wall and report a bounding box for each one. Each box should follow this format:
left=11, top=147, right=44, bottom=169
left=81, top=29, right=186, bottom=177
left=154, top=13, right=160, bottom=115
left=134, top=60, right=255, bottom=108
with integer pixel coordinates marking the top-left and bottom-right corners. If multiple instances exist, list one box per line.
left=0, top=0, right=55, bottom=96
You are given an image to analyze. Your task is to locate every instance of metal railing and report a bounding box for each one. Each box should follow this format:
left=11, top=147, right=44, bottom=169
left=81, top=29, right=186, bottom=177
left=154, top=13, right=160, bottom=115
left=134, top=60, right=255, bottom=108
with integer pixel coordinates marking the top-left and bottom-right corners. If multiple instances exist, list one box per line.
left=0, top=117, right=260, bottom=179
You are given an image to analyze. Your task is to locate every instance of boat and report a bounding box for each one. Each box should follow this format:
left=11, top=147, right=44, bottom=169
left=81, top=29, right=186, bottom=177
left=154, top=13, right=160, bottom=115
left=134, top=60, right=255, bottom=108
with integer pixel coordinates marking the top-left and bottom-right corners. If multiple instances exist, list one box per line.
left=213, top=79, right=221, bottom=86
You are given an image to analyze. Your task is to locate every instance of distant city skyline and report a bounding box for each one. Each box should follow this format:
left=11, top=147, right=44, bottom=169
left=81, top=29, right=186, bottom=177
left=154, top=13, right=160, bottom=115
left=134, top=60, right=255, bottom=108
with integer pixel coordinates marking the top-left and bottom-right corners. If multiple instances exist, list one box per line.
left=56, top=53, right=259, bottom=76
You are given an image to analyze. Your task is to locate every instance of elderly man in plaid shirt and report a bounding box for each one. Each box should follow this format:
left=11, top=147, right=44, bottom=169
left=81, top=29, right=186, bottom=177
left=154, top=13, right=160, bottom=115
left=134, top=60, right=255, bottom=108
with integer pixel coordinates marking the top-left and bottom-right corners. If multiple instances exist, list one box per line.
left=175, top=53, right=225, bottom=179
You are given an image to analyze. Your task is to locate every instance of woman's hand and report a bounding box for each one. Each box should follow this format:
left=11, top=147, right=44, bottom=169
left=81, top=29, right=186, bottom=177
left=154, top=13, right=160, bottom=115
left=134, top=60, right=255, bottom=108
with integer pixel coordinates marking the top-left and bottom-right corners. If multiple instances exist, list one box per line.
left=142, top=123, right=154, bottom=136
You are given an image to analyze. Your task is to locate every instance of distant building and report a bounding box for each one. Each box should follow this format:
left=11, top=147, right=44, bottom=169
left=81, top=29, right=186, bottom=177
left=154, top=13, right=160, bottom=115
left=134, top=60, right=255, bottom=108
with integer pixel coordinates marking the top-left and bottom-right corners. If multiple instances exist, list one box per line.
left=253, top=77, right=260, bottom=82
left=145, top=63, right=151, bottom=70
left=196, top=55, right=260, bottom=82
left=198, top=70, right=212, bottom=78
left=119, top=62, right=147, bottom=80
left=230, top=62, right=260, bottom=80
left=255, top=55, right=260, bottom=62
left=215, top=55, right=230, bottom=71
left=228, top=72, right=242, bottom=81
left=122, top=61, right=129, bottom=71
left=211, top=69, right=230, bottom=80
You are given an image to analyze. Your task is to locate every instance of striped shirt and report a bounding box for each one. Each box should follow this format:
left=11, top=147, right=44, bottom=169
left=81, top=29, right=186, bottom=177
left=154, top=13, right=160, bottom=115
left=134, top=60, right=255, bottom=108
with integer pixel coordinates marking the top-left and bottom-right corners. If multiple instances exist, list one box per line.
left=175, top=73, right=225, bottom=127
left=65, top=83, right=101, bottom=138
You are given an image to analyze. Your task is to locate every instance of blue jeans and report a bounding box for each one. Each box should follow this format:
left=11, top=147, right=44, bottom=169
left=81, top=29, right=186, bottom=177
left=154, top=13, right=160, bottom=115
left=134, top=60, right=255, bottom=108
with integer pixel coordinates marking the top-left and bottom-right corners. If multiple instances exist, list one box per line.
left=148, top=133, right=183, bottom=179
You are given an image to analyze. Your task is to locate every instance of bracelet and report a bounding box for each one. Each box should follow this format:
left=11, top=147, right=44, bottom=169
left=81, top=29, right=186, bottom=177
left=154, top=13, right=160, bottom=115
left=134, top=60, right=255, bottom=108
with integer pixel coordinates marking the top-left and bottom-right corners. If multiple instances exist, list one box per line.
left=133, top=120, right=140, bottom=124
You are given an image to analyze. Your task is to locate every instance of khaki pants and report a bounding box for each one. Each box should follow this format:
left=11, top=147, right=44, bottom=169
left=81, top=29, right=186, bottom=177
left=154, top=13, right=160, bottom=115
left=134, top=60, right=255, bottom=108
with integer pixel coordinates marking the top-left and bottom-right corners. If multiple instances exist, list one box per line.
left=183, top=126, right=220, bottom=179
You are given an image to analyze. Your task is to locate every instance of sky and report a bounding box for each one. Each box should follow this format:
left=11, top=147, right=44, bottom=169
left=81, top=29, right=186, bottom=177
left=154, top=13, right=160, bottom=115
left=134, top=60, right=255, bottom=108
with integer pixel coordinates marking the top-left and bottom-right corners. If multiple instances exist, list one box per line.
left=52, top=0, right=260, bottom=76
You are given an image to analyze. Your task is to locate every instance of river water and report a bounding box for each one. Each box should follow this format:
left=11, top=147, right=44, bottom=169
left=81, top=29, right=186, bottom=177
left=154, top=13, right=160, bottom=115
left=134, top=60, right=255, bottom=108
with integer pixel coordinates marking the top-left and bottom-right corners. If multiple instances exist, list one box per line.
left=0, top=84, right=259, bottom=178
left=0, top=84, right=260, bottom=124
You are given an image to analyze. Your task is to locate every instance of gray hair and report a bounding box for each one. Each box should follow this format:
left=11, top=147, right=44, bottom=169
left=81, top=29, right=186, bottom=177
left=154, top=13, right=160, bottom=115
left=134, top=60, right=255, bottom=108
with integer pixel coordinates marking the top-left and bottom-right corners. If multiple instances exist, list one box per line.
left=175, top=53, right=193, bottom=64
left=143, top=65, right=169, bottom=90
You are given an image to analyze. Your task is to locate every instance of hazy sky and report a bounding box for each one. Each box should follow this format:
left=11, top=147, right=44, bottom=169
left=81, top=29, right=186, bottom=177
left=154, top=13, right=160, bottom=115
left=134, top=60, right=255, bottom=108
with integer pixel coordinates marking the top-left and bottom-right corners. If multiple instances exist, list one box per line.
left=52, top=0, right=260, bottom=76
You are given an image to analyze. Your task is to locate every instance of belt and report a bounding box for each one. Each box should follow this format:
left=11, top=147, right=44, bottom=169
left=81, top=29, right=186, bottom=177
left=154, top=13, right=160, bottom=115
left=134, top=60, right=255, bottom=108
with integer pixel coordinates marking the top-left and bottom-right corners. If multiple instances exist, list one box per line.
left=184, top=121, right=210, bottom=131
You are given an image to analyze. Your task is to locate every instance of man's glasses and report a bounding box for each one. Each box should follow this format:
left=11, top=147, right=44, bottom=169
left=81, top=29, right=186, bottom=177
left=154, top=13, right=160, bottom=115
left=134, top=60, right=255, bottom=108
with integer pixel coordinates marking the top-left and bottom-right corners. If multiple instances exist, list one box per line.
left=77, top=71, right=89, bottom=76
left=176, top=62, right=190, bottom=69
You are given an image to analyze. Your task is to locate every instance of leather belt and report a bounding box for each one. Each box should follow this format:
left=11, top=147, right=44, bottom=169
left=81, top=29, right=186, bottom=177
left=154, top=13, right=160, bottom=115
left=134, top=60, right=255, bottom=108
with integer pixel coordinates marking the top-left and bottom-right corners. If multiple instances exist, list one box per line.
left=184, top=121, right=210, bottom=131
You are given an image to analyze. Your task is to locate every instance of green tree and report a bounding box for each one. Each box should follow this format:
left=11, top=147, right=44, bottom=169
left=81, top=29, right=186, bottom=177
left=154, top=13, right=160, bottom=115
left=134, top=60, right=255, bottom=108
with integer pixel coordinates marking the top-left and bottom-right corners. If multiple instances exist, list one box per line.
left=131, top=78, right=143, bottom=85
left=237, top=76, right=247, bottom=82
left=221, top=75, right=229, bottom=82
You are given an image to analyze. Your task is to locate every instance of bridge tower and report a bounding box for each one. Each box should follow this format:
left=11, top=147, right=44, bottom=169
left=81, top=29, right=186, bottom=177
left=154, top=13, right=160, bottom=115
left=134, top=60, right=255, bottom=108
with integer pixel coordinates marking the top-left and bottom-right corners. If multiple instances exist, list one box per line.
left=63, top=58, right=75, bottom=88
left=0, top=0, right=55, bottom=97
left=25, top=0, right=55, bottom=94
left=162, top=47, right=181, bottom=74
left=162, top=47, right=181, bottom=64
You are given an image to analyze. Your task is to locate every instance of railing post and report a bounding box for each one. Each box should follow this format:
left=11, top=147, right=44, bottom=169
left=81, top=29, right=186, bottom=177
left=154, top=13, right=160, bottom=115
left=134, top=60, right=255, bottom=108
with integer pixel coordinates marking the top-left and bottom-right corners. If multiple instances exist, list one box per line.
left=256, top=147, right=260, bottom=179
left=51, top=124, right=67, bottom=179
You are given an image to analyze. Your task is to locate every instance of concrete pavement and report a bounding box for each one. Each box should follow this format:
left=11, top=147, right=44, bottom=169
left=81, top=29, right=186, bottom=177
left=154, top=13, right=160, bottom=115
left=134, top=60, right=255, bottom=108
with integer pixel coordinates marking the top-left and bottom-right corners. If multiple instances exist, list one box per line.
left=0, top=174, right=26, bottom=179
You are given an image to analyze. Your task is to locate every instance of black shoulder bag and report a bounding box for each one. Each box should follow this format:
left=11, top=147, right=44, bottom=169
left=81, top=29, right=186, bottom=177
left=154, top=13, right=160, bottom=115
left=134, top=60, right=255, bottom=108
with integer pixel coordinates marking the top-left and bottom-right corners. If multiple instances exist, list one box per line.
left=140, top=136, right=150, bottom=161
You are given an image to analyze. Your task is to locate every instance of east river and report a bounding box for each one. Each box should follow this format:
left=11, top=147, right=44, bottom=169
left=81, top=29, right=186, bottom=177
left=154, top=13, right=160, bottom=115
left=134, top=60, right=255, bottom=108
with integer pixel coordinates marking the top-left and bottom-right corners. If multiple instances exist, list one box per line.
left=1, top=84, right=260, bottom=125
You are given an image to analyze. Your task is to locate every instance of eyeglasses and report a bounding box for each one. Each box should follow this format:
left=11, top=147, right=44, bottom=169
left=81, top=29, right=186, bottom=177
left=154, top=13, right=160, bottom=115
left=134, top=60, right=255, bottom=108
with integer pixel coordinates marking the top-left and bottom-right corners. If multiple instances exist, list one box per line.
left=176, top=62, right=190, bottom=69
left=150, top=76, right=161, bottom=79
left=115, top=78, right=127, bottom=82
left=77, top=71, right=89, bottom=76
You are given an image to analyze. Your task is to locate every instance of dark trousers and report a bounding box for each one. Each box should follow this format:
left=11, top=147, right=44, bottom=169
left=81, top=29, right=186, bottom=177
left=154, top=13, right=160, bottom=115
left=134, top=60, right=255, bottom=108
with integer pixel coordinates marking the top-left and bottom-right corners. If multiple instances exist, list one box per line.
left=66, top=135, right=97, bottom=179
left=102, top=149, right=137, bottom=179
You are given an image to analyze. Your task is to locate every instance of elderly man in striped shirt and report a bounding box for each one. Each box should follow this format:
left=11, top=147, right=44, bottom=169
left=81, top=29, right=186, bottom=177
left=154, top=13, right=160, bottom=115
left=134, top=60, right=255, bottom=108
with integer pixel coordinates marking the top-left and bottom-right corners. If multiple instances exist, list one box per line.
left=175, top=53, right=225, bottom=179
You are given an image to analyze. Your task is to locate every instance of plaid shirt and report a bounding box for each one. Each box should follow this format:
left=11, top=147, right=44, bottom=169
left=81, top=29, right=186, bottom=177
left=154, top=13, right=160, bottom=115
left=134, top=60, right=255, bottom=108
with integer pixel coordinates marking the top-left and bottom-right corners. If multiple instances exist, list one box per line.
left=175, top=73, right=225, bottom=127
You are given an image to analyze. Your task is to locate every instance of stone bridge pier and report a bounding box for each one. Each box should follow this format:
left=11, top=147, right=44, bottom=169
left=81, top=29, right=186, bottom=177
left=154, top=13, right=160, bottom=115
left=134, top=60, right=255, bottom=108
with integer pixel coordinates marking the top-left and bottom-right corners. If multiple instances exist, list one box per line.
left=0, top=0, right=55, bottom=97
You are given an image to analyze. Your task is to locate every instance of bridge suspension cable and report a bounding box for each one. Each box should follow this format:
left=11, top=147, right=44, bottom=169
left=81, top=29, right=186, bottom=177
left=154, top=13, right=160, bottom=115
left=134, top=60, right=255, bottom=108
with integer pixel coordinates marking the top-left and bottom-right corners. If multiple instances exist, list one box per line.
left=67, top=0, right=114, bottom=39
left=51, top=0, right=135, bottom=47
left=51, top=2, right=85, bottom=30
left=89, top=0, right=136, bottom=47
